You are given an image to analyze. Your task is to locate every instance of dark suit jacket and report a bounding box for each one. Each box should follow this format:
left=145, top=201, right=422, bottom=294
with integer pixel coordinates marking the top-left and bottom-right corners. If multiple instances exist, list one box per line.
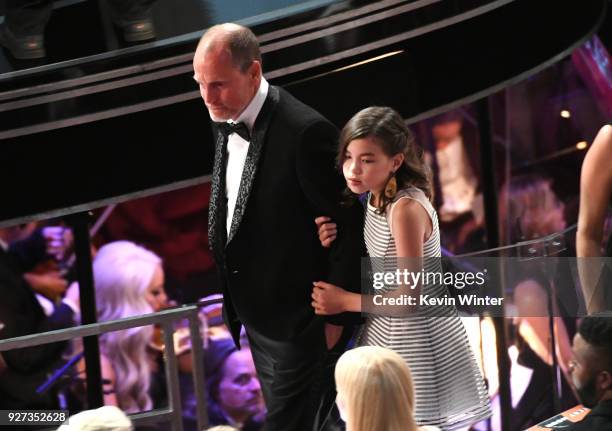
left=567, top=400, right=612, bottom=431
left=0, top=230, right=74, bottom=408
left=208, top=85, right=364, bottom=345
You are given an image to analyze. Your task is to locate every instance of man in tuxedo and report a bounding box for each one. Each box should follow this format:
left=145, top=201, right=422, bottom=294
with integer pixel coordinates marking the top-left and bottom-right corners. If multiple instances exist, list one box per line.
left=193, top=23, right=363, bottom=431
left=567, top=312, right=612, bottom=430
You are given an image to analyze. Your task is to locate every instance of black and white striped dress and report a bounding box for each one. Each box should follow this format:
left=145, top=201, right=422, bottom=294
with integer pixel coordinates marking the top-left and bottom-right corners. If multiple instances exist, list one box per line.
left=359, top=187, right=491, bottom=430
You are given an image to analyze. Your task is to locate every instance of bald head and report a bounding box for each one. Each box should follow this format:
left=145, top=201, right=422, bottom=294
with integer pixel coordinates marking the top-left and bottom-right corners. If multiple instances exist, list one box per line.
left=196, top=23, right=261, bottom=73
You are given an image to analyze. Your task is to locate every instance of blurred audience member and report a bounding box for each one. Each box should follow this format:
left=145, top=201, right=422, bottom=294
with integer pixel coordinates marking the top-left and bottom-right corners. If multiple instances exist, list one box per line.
left=425, top=111, right=485, bottom=253
left=499, top=174, right=566, bottom=246
left=430, top=111, right=480, bottom=224
left=334, top=346, right=440, bottom=431
left=498, top=174, right=578, bottom=428
left=23, top=224, right=72, bottom=304
left=183, top=338, right=264, bottom=431
left=72, top=241, right=167, bottom=413
left=567, top=312, right=612, bottom=430
left=56, top=405, right=132, bottom=431
left=0, top=224, right=75, bottom=409
left=577, top=124, right=612, bottom=313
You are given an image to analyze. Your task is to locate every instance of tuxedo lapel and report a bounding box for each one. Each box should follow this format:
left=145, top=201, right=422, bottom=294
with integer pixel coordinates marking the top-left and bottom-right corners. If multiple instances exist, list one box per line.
left=227, top=86, right=280, bottom=244
left=208, top=127, right=228, bottom=259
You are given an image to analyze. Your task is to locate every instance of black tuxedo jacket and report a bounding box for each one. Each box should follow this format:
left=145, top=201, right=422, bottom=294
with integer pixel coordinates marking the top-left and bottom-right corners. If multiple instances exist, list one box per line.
left=0, top=230, right=74, bottom=408
left=208, top=85, right=364, bottom=344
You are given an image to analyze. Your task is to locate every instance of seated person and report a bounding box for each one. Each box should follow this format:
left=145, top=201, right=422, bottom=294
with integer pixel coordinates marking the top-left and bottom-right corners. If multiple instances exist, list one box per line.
left=430, top=111, right=479, bottom=224
left=498, top=174, right=577, bottom=427
left=335, top=346, right=440, bottom=431
left=425, top=110, right=484, bottom=252
left=71, top=240, right=168, bottom=413
left=567, top=312, right=612, bottom=430
left=183, top=338, right=264, bottom=431
left=0, top=224, right=75, bottom=409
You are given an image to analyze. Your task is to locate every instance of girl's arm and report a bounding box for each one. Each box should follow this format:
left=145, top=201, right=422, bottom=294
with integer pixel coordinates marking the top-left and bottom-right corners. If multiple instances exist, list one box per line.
left=383, top=198, right=431, bottom=310
left=390, top=197, right=431, bottom=258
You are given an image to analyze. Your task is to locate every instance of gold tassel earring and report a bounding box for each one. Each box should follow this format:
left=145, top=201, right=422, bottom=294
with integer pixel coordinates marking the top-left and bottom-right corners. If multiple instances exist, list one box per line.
left=384, top=174, right=397, bottom=199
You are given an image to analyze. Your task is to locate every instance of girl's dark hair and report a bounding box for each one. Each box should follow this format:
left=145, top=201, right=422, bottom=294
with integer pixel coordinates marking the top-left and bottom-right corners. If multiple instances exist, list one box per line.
left=338, top=106, right=433, bottom=213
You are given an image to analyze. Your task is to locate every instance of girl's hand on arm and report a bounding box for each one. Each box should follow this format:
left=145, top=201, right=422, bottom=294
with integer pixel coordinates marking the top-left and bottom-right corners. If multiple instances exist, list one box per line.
left=315, top=216, right=337, bottom=248
left=312, top=281, right=359, bottom=314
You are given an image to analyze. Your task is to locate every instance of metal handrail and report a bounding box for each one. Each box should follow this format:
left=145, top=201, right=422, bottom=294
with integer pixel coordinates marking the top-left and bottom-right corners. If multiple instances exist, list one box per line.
left=0, top=304, right=210, bottom=431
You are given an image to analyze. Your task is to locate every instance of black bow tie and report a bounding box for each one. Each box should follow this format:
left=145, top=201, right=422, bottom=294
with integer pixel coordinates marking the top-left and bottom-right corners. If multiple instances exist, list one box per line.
left=216, top=121, right=251, bottom=142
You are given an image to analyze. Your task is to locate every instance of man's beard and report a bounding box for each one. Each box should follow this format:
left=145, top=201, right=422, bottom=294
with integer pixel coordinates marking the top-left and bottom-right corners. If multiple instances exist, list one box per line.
left=576, top=375, right=599, bottom=408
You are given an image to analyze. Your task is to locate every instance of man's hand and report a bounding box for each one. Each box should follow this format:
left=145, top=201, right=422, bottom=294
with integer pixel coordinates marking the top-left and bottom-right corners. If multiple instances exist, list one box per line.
left=24, top=271, right=67, bottom=301
left=315, top=216, right=337, bottom=248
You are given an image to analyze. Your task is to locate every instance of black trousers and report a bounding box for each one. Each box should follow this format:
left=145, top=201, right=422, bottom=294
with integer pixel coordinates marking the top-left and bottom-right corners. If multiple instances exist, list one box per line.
left=4, top=0, right=156, bottom=36
left=246, top=324, right=352, bottom=431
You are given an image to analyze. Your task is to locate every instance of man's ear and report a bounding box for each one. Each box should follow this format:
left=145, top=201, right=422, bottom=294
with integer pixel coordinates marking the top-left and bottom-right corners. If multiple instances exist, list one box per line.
left=249, top=60, right=262, bottom=81
left=599, top=370, right=612, bottom=391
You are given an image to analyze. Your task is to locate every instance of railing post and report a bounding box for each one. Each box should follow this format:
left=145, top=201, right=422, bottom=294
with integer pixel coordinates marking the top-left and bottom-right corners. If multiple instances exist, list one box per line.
left=188, top=311, right=209, bottom=429
left=65, top=212, right=103, bottom=408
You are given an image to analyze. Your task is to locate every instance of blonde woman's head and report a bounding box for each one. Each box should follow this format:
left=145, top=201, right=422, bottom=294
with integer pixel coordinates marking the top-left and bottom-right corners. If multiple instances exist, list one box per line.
left=335, top=346, right=418, bottom=431
left=93, top=241, right=163, bottom=412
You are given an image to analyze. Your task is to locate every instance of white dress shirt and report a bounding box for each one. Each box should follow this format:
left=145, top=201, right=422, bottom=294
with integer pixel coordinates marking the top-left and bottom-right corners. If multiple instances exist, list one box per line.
left=224, top=78, right=269, bottom=234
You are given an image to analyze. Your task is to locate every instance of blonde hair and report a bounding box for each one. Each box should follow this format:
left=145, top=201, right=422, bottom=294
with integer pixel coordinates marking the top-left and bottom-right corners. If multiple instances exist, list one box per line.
left=206, top=427, right=239, bottom=431
left=56, top=406, right=132, bottom=430
left=94, top=241, right=161, bottom=412
left=335, top=346, right=418, bottom=431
